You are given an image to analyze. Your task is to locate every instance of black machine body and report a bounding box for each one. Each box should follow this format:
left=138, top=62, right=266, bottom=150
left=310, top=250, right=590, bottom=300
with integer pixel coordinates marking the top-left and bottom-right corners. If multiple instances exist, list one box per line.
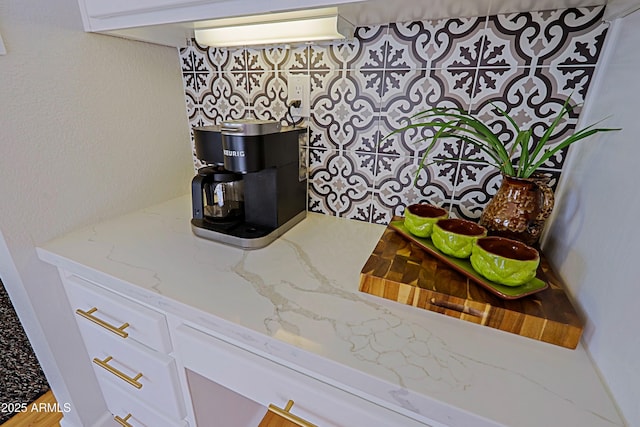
left=190, top=120, right=307, bottom=249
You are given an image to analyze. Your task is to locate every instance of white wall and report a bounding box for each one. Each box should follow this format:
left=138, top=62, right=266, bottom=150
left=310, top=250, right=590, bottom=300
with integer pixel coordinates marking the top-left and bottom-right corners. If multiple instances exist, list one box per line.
left=0, top=0, right=192, bottom=425
left=543, top=11, right=640, bottom=426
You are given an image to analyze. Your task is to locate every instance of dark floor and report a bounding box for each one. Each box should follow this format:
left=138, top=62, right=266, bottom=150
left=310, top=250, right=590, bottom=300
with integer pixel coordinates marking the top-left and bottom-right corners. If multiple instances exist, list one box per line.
left=0, top=279, right=50, bottom=424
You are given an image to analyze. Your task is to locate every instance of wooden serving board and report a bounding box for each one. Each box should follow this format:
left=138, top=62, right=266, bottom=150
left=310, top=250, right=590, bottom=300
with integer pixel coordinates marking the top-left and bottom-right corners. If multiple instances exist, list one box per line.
left=359, top=221, right=584, bottom=349
left=389, top=220, right=548, bottom=299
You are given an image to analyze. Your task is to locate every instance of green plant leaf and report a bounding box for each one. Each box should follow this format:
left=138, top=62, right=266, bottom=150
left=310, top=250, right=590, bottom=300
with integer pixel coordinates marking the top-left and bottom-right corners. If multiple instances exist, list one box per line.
left=491, top=102, right=521, bottom=135
left=384, top=97, right=621, bottom=182
left=522, top=125, right=620, bottom=178
left=527, top=97, right=576, bottom=168
left=413, top=120, right=457, bottom=184
left=515, top=129, right=533, bottom=177
left=415, top=108, right=514, bottom=168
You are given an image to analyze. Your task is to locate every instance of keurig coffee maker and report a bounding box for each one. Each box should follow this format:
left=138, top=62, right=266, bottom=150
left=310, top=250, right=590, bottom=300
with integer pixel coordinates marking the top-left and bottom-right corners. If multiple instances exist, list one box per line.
left=191, top=119, right=307, bottom=249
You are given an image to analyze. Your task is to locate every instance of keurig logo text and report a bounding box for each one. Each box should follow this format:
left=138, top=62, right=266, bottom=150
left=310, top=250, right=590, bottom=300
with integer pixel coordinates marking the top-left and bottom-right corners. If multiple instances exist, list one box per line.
left=223, top=149, right=245, bottom=157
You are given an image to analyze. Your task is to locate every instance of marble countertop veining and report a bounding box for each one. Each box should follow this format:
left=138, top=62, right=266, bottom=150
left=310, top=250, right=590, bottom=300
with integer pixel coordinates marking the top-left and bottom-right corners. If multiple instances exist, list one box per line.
left=37, top=196, right=624, bottom=427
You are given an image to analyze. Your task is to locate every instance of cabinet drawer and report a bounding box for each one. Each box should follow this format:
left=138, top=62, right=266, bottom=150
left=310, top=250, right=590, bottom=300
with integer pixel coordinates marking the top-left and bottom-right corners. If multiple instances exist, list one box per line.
left=175, top=325, right=434, bottom=427
left=63, top=274, right=172, bottom=352
left=81, top=322, right=185, bottom=420
left=101, top=380, right=188, bottom=427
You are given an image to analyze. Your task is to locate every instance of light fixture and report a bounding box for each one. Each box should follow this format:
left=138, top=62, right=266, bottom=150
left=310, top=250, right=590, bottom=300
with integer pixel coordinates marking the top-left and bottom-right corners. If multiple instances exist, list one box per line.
left=193, top=10, right=354, bottom=48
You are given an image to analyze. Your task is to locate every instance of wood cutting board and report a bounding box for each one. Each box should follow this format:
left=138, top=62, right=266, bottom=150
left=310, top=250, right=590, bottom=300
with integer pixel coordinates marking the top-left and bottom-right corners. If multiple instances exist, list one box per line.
left=359, top=222, right=584, bottom=349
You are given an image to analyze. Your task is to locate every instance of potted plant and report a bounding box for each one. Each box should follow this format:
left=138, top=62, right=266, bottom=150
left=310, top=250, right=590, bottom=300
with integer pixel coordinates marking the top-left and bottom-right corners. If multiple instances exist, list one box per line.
left=385, top=97, right=620, bottom=245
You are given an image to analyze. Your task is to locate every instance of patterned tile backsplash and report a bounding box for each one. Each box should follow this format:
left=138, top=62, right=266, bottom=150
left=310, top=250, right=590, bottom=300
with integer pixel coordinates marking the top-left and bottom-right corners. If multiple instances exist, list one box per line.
left=180, top=6, right=608, bottom=224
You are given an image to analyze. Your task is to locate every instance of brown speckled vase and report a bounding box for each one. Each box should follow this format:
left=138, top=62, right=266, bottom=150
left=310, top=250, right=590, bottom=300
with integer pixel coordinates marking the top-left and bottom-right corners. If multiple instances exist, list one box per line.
left=479, top=174, right=555, bottom=246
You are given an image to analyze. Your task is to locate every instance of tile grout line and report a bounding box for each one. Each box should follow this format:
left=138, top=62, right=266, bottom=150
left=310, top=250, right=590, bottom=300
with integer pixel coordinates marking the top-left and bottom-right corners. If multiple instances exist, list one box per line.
left=367, top=24, right=390, bottom=223
left=447, top=14, right=491, bottom=218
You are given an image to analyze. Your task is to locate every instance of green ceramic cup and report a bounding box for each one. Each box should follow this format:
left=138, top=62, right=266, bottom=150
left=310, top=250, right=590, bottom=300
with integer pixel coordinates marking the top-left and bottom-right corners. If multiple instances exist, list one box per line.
left=404, top=204, right=448, bottom=238
left=432, top=218, right=487, bottom=258
left=470, top=237, right=540, bottom=286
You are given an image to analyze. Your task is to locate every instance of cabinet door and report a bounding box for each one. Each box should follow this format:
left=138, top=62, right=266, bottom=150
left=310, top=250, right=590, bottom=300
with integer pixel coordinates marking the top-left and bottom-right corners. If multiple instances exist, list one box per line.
left=77, top=0, right=365, bottom=46
left=82, top=0, right=363, bottom=20
left=84, top=0, right=223, bottom=19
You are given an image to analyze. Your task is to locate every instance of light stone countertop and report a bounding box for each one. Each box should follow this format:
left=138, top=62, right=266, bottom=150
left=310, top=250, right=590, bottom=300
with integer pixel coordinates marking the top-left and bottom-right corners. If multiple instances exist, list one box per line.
left=37, top=195, right=624, bottom=427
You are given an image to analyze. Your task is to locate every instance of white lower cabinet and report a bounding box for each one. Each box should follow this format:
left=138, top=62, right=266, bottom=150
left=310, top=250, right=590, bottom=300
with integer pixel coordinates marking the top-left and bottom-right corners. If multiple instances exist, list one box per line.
left=60, top=271, right=189, bottom=427
left=174, top=324, right=429, bottom=427
left=59, top=270, right=431, bottom=427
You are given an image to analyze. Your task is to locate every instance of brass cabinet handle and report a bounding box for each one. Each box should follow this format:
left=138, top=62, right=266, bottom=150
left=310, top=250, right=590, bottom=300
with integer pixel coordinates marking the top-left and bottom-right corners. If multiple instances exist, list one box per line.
left=114, top=413, right=133, bottom=427
left=268, top=400, right=318, bottom=427
left=76, top=307, right=130, bottom=338
left=93, top=356, right=143, bottom=389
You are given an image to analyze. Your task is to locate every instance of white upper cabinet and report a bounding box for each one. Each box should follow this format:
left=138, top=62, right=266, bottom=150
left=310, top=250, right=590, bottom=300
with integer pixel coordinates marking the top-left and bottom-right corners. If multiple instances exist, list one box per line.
left=79, top=0, right=362, bottom=46
left=83, top=0, right=227, bottom=19
left=77, top=0, right=607, bottom=47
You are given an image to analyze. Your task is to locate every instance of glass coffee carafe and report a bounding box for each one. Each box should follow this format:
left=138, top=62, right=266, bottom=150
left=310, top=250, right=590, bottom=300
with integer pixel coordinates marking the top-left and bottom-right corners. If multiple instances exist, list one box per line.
left=193, top=166, right=244, bottom=222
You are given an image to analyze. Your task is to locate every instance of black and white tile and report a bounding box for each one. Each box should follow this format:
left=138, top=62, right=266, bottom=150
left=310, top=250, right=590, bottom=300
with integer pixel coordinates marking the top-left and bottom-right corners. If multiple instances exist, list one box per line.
left=180, top=6, right=608, bottom=224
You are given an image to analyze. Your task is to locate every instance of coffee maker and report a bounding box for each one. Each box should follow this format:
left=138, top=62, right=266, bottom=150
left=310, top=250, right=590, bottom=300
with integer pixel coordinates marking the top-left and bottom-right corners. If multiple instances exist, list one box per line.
left=191, top=119, right=307, bottom=249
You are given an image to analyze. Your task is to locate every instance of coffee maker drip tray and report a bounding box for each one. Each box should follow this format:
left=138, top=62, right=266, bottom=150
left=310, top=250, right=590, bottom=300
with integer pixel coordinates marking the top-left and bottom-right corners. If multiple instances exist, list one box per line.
left=191, top=211, right=306, bottom=250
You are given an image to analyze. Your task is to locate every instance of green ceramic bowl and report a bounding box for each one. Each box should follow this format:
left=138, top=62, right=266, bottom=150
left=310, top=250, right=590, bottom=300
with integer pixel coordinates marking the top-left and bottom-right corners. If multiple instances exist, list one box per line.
left=404, top=204, right=448, bottom=238
left=432, top=219, right=487, bottom=259
left=470, top=237, right=540, bottom=286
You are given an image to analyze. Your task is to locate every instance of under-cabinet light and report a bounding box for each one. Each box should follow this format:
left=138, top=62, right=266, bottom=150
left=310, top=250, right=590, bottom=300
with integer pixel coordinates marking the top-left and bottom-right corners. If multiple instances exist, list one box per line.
left=194, top=14, right=354, bottom=47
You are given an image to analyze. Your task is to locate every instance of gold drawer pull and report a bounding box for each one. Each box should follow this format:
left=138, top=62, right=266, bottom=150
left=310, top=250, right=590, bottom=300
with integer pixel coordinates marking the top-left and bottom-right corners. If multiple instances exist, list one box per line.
left=114, top=413, right=133, bottom=427
left=76, top=307, right=130, bottom=338
left=267, top=400, right=318, bottom=427
left=93, top=356, right=143, bottom=389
